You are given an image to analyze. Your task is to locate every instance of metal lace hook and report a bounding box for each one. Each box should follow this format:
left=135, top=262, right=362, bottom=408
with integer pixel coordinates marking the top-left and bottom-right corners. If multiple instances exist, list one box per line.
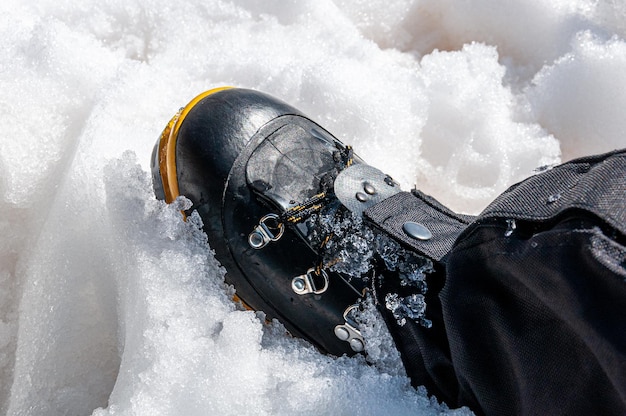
left=291, top=268, right=329, bottom=295
left=334, top=304, right=365, bottom=352
left=248, top=213, right=285, bottom=249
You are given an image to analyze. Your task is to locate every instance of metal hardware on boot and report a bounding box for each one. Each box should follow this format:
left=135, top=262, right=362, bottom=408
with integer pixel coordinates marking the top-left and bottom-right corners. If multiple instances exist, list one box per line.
left=384, top=175, right=399, bottom=187
left=334, top=164, right=401, bottom=216
left=402, top=221, right=432, bottom=241
left=248, top=213, right=285, bottom=249
left=356, top=191, right=368, bottom=202
left=152, top=88, right=371, bottom=357
left=363, top=182, right=376, bottom=195
left=334, top=305, right=365, bottom=352
left=291, top=268, right=329, bottom=295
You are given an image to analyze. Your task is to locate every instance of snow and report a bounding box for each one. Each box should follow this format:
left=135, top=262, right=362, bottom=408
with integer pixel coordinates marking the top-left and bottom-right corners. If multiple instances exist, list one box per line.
left=0, top=0, right=624, bottom=415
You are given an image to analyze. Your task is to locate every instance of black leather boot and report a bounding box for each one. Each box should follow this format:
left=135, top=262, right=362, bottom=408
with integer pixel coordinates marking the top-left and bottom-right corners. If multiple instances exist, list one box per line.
left=150, top=87, right=411, bottom=356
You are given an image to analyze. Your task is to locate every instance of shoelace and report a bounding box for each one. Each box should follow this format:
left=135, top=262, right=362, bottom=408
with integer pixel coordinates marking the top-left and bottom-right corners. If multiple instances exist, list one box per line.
left=278, top=145, right=355, bottom=278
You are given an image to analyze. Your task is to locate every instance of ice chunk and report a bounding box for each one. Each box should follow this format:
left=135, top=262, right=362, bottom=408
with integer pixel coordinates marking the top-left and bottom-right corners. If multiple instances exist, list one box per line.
left=385, top=293, right=432, bottom=329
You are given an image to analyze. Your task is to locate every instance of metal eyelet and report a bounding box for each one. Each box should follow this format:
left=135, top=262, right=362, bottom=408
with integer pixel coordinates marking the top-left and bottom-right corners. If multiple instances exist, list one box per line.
left=291, top=268, right=329, bottom=295
left=248, top=213, right=285, bottom=249
left=334, top=304, right=365, bottom=352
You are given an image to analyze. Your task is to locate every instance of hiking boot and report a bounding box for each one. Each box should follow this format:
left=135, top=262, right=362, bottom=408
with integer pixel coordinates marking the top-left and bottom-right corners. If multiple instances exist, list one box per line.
left=151, top=87, right=405, bottom=356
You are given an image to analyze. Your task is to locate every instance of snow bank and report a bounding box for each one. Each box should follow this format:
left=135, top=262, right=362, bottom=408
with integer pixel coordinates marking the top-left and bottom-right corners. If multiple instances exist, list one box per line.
left=0, top=0, right=624, bottom=415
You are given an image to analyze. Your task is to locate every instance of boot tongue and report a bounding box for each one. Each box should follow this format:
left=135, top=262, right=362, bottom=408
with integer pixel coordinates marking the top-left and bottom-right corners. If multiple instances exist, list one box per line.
left=246, top=122, right=343, bottom=211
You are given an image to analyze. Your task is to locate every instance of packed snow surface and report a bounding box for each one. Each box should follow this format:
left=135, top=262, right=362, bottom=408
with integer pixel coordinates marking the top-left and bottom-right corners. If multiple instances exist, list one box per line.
left=1, top=0, right=625, bottom=415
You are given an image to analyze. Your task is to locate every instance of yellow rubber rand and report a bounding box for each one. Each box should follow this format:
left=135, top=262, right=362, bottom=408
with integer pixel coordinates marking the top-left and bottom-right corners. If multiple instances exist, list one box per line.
left=157, top=87, right=257, bottom=308
left=158, top=86, right=233, bottom=203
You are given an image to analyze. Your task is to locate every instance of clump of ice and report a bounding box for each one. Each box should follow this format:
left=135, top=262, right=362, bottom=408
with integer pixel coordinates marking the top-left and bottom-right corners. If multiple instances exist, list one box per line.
left=374, top=234, right=433, bottom=291
left=355, top=296, right=404, bottom=377
left=385, top=293, right=430, bottom=328
left=313, top=208, right=376, bottom=278
left=310, top=205, right=434, bottom=329
left=0, top=0, right=624, bottom=415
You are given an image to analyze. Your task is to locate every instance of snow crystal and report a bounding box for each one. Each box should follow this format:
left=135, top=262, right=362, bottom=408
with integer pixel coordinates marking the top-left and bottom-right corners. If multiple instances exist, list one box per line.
left=313, top=208, right=376, bottom=278
left=385, top=293, right=431, bottom=329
